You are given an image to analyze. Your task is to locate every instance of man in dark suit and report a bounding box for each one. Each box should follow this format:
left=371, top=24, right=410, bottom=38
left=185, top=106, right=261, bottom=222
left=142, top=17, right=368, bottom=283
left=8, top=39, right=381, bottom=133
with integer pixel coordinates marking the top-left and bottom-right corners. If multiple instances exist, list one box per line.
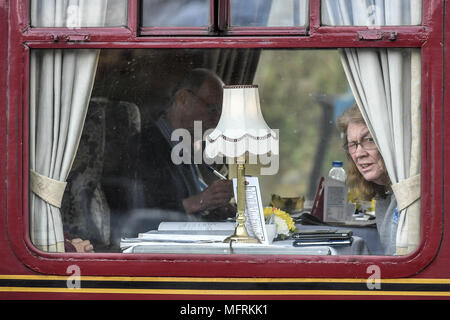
left=133, top=68, right=235, bottom=223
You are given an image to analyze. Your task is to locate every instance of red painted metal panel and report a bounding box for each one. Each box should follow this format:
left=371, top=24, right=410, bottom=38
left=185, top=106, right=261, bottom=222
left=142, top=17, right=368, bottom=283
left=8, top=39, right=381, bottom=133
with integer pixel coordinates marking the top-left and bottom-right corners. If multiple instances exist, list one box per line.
left=416, top=0, right=450, bottom=278
left=0, top=0, right=8, bottom=244
left=0, top=0, right=34, bottom=277
left=0, top=0, right=448, bottom=295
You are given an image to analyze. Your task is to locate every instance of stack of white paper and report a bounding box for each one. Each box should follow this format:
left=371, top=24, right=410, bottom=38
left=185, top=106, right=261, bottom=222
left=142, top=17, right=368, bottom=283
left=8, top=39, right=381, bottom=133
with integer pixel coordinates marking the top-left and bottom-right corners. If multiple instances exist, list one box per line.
left=120, top=222, right=236, bottom=252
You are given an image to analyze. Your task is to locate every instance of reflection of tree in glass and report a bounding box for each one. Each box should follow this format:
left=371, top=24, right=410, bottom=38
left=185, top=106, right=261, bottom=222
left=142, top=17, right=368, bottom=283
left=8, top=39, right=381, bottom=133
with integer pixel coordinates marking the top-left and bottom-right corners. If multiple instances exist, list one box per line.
left=254, top=50, right=351, bottom=204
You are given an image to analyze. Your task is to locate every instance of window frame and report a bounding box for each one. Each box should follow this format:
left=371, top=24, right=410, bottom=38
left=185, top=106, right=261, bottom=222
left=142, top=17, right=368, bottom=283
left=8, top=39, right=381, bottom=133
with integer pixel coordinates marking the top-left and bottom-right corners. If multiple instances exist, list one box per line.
left=5, top=0, right=444, bottom=278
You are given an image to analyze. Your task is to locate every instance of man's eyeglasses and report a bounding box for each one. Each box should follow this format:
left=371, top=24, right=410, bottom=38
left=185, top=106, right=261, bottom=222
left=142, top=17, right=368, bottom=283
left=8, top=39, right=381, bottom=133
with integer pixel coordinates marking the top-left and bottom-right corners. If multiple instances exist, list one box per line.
left=344, top=136, right=377, bottom=154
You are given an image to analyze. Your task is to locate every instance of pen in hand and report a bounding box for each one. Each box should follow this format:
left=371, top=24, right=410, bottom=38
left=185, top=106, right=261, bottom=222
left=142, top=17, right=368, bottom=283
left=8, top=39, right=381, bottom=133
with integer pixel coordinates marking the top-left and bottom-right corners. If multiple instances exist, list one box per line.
left=205, top=164, right=227, bottom=180
left=205, top=165, right=249, bottom=185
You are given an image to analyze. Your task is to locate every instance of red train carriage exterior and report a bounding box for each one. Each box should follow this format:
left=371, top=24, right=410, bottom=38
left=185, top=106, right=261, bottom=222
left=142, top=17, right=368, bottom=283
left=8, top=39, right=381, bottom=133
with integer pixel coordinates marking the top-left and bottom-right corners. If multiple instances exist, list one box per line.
left=1, top=0, right=450, bottom=302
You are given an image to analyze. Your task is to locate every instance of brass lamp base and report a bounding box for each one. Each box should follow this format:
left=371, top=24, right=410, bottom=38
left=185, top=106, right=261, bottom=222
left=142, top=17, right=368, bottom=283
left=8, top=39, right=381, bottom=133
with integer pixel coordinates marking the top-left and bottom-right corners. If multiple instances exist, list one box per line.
left=224, top=156, right=260, bottom=244
left=223, top=212, right=260, bottom=244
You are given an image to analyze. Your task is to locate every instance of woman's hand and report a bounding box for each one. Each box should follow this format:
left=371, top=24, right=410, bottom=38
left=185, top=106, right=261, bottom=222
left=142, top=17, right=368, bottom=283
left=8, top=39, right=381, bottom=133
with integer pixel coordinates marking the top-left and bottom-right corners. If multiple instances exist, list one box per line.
left=69, top=238, right=95, bottom=253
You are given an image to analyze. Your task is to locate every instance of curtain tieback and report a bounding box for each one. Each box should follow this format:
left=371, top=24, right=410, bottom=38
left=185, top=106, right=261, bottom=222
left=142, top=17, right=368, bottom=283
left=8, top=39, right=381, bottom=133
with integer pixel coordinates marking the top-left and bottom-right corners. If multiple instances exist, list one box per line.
left=30, top=170, right=67, bottom=208
left=391, top=174, right=421, bottom=211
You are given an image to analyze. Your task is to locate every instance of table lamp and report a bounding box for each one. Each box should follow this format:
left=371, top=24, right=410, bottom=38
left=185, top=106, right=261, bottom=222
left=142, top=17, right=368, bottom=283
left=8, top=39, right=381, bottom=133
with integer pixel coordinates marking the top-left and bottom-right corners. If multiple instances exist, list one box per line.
left=205, top=85, right=278, bottom=243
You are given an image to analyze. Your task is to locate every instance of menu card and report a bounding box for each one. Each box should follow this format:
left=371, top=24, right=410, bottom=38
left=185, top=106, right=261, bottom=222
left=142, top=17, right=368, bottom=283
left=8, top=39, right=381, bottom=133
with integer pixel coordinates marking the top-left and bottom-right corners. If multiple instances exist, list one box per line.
left=232, top=176, right=269, bottom=245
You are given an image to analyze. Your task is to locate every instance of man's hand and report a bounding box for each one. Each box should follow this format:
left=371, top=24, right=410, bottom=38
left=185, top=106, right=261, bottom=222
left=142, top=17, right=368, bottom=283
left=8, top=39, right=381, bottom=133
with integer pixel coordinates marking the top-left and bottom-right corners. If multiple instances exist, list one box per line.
left=183, top=180, right=234, bottom=215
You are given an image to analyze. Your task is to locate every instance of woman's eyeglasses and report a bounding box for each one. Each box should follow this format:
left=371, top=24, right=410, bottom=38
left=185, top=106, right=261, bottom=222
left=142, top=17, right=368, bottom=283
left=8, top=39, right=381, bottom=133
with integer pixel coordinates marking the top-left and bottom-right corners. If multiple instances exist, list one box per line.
left=344, top=136, right=377, bottom=154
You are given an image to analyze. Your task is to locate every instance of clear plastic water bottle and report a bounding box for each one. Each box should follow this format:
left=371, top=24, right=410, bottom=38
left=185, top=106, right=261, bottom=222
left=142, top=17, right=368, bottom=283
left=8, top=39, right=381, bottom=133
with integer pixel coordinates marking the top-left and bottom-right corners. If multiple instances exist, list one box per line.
left=328, top=161, right=347, bottom=182
left=324, top=161, right=349, bottom=222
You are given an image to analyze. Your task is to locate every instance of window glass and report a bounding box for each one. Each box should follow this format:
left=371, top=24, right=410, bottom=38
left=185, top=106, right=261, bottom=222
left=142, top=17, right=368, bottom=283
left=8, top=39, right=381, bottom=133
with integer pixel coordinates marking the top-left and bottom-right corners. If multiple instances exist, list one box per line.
left=30, top=0, right=128, bottom=27
left=321, top=0, right=422, bottom=26
left=141, top=0, right=209, bottom=27
left=56, top=48, right=350, bottom=254
left=30, top=48, right=420, bottom=257
left=230, top=0, right=309, bottom=27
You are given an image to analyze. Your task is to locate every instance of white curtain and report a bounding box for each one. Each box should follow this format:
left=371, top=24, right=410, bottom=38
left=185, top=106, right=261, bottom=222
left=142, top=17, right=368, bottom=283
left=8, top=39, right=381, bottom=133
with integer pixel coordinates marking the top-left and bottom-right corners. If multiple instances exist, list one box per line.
left=322, top=0, right=422, bottom=26
left=323, top=0, right=422, bottom=255
left=29, top=1, right=108, bottom=252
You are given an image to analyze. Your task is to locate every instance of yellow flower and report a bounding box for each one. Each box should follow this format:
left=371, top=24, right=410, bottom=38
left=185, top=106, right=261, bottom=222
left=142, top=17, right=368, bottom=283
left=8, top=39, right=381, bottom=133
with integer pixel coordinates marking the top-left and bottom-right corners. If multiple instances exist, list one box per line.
left=264, top=206, right=296, bottom=233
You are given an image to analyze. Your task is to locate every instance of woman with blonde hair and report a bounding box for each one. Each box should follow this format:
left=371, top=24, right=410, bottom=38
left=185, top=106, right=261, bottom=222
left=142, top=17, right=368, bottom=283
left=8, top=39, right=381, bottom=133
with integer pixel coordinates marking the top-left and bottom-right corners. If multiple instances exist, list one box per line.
left=337, top=104, right=398, bottom=255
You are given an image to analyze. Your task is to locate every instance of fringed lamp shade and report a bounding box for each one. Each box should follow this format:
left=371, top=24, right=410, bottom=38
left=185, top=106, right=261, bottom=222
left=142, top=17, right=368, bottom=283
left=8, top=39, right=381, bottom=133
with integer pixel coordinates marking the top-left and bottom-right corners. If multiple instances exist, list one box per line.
left=205, top=85, right=278, bottom=159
